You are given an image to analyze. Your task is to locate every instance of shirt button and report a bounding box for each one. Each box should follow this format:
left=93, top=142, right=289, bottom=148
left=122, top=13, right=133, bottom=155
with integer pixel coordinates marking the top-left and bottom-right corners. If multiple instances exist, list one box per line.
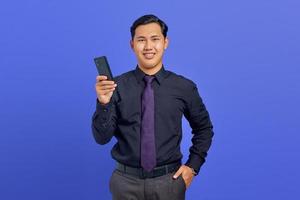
left=102, top=117, right=107, bottom=121
left=103, top=109, right=107, bottom=112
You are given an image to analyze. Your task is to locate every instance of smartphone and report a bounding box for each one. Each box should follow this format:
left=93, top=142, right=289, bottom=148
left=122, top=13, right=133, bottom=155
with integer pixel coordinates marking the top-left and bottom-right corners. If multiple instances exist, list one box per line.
left=94, top=56, right=114, bottom=80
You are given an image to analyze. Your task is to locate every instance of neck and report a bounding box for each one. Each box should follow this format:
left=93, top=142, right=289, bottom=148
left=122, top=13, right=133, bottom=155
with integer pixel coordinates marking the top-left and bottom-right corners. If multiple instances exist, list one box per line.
left=138, top=63, right=163, bottom=75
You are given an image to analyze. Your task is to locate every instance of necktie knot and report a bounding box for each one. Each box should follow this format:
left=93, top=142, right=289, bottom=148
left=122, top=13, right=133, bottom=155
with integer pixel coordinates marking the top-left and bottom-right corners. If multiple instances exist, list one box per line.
left=143, top=75, right=155, bottom=85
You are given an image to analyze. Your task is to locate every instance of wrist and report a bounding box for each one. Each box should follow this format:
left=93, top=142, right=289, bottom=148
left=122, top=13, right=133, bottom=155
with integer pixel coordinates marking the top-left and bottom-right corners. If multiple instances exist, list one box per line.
left=186, top=166, right=197, bottom=175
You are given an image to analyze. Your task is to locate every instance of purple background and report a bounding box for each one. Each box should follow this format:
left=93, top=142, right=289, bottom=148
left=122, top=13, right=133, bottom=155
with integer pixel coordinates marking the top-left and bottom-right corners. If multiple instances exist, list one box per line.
left=1, top=0, right=299, bottom=199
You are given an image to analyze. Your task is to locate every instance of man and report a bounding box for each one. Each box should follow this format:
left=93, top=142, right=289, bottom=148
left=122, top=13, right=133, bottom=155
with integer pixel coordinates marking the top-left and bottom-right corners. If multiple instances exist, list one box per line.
left=92, top=14, right=214, bottom=200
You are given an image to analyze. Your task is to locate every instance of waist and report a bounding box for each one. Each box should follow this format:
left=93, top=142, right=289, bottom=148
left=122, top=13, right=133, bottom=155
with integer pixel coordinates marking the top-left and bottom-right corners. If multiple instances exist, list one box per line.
left=116, top=161, right=181, bottom=179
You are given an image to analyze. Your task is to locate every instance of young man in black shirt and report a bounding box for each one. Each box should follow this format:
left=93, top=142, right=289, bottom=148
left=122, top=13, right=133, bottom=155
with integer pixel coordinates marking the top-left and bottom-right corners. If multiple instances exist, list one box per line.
left=92, top=14, right=214, bottom=200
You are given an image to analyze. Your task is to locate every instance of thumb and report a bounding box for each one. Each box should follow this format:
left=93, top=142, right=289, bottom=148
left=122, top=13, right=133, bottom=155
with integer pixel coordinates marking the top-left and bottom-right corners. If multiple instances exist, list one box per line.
left=173, top=166, right=183, bottom=179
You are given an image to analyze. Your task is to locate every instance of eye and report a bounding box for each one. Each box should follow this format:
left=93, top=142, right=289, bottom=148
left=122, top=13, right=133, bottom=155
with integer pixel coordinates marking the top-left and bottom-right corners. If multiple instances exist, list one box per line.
left=153, top=38, right=160, bottom=41
left=137, top=39, right=145, bottom=42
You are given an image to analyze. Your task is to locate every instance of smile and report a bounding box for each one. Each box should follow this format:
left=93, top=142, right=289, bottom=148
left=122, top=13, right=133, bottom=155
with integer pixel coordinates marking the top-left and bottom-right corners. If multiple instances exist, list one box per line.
left=143, top=53, right=156, bottom=59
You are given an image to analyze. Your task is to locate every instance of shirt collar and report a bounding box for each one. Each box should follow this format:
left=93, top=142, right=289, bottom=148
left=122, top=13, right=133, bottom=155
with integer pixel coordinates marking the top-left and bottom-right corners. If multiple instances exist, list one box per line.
left=134, top=65, right=168, bottom=85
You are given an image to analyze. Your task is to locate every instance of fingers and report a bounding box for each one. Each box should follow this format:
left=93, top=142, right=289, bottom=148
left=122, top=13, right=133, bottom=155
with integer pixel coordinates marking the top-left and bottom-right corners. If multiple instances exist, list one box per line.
left=95, top=75, right=117, bottom=89
left=99, top=87, right=115, bottom=93
left=95, top=76, right=116, bottom=104
left=95, top=86, right=116, bottom=96
left=173, top=166, right=194, bottom=189
left=96, top=75, right=114, bottom=84
left=173, top=166, right=184, bottom=179
left=96, top=82, right=117, bottom=89
left=96, top=75, right=107, bottom=81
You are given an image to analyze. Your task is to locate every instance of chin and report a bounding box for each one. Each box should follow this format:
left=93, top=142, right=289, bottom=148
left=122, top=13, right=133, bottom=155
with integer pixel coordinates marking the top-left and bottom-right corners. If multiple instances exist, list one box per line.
left=144, top=64, right=156, bottom=69
left=141, top=61, right=160, bottom=69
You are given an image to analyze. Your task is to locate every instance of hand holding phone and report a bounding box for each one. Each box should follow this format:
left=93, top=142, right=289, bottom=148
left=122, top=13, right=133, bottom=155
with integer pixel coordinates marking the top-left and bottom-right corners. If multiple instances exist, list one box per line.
left=94, top=56, right=117, bottom=105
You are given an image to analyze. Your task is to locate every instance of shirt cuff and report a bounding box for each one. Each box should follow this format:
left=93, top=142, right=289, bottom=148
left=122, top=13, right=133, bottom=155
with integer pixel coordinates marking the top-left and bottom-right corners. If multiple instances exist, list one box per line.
left=95, top=99, right=113, bottom=124
left=184, top=154, right=205, bottom=176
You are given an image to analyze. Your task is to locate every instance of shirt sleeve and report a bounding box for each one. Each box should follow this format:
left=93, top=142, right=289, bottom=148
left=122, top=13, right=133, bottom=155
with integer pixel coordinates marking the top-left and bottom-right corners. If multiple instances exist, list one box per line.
left=91, top=92, right=119, bottom=145
left=183, top=83, right=214, bottom=175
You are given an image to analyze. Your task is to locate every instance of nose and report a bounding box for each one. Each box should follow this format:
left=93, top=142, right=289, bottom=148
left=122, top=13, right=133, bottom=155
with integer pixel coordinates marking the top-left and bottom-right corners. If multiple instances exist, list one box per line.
left=144, top=40, right=153, bottom=51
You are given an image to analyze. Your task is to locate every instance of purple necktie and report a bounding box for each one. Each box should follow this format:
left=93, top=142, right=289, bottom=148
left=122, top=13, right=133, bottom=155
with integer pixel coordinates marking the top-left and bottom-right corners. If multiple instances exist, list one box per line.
left=141, top=75, right=156, bottom=172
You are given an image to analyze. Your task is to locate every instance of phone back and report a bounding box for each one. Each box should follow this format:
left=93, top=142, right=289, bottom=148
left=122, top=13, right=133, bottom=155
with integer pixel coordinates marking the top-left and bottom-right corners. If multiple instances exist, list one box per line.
left=94, top=56, right=114, bottom=80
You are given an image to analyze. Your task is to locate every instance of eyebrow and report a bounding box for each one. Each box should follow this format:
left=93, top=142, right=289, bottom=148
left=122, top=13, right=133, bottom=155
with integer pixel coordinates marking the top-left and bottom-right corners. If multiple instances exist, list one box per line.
left=151, top=35, right=160, bottom=38
left=135, top=35, right=161, bottom=39
left=136, top=36, right=146, bottom=39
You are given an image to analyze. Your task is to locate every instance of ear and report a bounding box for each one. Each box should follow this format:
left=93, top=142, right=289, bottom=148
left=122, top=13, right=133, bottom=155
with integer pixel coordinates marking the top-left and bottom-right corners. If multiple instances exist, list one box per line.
left=130, top=40, right=134, bottom=50
left=164, top=37, right=169, bottom=50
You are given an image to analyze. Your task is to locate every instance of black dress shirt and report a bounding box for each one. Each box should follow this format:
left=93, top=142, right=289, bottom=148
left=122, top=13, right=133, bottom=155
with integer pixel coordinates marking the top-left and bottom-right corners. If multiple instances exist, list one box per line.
left=92, top=65, right=214, bottom=174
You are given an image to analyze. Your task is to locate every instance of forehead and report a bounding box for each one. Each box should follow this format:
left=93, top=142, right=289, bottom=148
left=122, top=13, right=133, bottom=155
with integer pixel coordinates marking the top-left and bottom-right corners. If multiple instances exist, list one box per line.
left=134, top=23, right=163, bottom=37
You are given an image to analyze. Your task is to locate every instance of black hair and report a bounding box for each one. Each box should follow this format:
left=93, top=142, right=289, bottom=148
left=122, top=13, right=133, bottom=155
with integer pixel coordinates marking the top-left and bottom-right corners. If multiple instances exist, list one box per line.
left=130, top=14, right=168, bottom=39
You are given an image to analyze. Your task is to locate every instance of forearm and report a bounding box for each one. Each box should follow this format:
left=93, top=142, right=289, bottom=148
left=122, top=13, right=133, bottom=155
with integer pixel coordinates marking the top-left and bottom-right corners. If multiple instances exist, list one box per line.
left=184, top=84, right=214, bottom=174
left=185, top=125, right=214, bottom=174
left=91, top=100, right=117, bottom=145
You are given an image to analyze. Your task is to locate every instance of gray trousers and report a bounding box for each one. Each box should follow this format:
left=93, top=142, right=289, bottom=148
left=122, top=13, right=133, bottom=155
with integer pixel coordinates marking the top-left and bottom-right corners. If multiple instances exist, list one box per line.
left=109, top=169, right=186, bottom=200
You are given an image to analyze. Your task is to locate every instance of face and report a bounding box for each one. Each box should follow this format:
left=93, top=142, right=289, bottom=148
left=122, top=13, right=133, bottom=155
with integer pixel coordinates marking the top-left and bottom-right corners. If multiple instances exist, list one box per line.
left=130, top=23, right=169, bottom=73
